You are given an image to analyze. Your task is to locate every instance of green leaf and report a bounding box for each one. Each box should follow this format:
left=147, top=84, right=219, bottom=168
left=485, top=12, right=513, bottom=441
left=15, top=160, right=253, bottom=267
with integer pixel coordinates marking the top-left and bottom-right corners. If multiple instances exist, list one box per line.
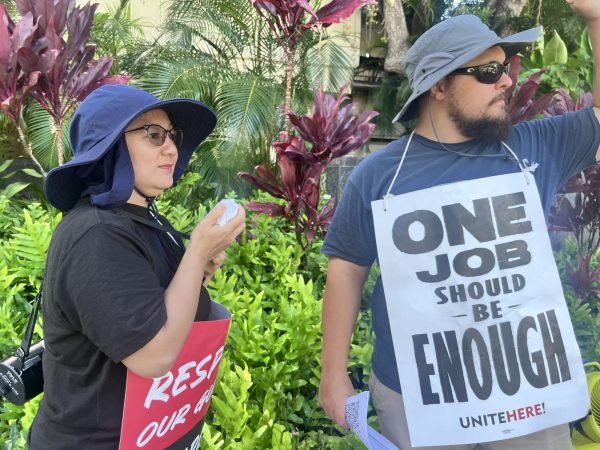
left=1, top=182, right=29, bottom=199
left=20, top=168, right=43, bottom=179
left=543, top=30, right=568, bottom=66
left=23, top=102, right=72, bottom=169
left=580, top=27, right=592, bottom=58
left=0, top=159, right=13, bottom=173
left=216, top=75, right=278, bottom=149
left=137, top=59, right=218, bottom=104
left=304, top=38, right=354, bottom=93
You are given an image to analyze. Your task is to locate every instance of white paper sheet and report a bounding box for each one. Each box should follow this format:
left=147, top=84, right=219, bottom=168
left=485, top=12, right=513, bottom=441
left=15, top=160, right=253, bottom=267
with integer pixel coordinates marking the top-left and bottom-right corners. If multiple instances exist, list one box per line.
left=345, top=391, right=399, bottom=450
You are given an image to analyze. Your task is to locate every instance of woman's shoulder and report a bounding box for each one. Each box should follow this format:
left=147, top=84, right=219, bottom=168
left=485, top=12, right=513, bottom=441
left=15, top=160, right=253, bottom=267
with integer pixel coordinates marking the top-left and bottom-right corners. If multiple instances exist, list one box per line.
left=52, top=202, right=140, bottom=251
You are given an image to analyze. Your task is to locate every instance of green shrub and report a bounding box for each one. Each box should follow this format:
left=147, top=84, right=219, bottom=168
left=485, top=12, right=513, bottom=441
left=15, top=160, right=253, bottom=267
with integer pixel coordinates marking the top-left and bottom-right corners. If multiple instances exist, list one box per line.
left=0, top=197, right=373, bottom=449
left=199, top=212, right=371, bottom=448
left=0, top=195, right=60, bottom=447
left=555, top=237, right=600, bottom=362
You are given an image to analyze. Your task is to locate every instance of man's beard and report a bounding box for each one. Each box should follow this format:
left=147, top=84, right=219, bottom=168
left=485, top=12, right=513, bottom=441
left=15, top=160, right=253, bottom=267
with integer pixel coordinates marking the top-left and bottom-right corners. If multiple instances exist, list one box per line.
left=447, top=94, right=513, bottom=142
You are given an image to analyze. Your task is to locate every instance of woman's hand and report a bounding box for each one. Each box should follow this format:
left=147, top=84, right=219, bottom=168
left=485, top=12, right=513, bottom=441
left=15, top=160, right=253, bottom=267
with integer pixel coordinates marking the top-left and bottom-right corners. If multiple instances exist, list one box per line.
left=203, top=252, right=226, bottom=286
left=189, top=202, right=246, bottom=264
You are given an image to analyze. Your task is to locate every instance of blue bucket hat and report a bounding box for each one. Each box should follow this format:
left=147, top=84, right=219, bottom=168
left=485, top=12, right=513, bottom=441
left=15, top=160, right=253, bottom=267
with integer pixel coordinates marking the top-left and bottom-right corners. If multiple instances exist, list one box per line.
left=45, top=84, right=217, bottom=211
left=393, top=15, right=541, bottom=123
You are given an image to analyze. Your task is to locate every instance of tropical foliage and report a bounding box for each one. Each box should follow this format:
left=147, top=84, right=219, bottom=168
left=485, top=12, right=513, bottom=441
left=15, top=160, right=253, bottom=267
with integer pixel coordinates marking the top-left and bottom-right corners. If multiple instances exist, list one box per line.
left=240, top=84, right=377, bottom=254
left=0, top=0, right=128, bottom=172
left=0, top=191, right=377, bottom=449
left=134, top=0, right=360, bottom=195
left=1, top=0, right=600, bottom=448
left=250, top=0, right=375, bottom=132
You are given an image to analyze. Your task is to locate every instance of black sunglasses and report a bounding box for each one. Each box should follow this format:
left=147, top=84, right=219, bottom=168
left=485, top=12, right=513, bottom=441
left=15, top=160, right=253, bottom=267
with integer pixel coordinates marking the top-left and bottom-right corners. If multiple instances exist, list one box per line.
left=125, top=124, right=183, bottom=148
left=451, top=62, right=510, bottom=84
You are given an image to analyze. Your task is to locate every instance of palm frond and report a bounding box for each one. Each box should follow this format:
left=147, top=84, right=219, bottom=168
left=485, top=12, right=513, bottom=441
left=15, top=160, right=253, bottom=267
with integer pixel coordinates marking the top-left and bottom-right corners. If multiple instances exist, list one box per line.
left=89, top=1, right=148, bottom=75
left=215, top=75, right=281, bottom=151
left=23, top=103, right=72, bottom=169
left=161, top=0, right=259, bottom=64
left=190, top=137, right=270, bottom=197
left=136, top=59, right=222, bottom=104
left=303, top=38, right=355, bottom=94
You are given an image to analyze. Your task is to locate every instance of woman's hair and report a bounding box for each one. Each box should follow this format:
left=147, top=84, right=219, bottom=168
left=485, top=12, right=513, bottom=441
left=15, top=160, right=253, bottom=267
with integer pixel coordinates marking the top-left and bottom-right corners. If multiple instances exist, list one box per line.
left=77, top=136, right=135, bottom=208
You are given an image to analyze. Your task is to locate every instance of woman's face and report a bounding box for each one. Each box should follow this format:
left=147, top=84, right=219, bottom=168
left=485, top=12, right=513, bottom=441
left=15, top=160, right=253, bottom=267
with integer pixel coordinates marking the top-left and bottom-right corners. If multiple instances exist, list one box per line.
left=124, top=108, right=178, bottom=204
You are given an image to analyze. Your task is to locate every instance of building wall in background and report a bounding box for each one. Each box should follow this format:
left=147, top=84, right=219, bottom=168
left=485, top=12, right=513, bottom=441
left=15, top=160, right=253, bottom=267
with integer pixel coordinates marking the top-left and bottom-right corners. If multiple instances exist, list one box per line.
left=89, top=0, right=361, bottom=64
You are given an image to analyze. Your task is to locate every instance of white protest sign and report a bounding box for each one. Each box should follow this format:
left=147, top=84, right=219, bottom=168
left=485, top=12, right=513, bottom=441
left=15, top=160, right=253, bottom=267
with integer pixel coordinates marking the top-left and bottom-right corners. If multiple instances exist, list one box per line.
left=372, top=172, right=588, bottom=446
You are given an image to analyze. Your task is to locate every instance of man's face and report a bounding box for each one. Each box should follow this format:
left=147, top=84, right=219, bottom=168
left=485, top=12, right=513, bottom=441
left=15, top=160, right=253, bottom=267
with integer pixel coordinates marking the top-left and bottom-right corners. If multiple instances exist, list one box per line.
left=445, top=46, right=513, bottom=142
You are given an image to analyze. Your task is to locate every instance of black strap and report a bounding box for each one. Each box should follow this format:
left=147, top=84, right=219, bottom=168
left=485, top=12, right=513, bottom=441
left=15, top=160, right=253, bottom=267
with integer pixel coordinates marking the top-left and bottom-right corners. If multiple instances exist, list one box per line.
left=14, top=282, right=43, bottom=373
left=129, top=214, right=190, bottom=241
left=111, top=207, right=191, bottom=241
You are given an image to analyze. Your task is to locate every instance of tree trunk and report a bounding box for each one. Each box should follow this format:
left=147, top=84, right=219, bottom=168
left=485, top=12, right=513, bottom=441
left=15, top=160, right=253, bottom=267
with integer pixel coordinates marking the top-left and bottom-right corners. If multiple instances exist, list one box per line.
left=284, top=49, right=294, bottom=135
left=16, top=125, right=47, bottom=177
left=55, top=118, right=64, bottom=166
left=383, top=0, right=410, bottom=76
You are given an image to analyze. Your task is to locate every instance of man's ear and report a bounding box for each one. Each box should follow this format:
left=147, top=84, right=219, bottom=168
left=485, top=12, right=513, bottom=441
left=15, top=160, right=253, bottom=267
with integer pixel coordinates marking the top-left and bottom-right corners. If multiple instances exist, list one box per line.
left=430, top=78, right=451, bottom=101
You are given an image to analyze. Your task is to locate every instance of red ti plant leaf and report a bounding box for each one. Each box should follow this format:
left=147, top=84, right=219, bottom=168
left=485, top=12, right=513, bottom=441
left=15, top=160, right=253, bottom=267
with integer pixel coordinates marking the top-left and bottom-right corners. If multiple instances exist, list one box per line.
left=240, top=84, right=377, bottom=251
left=239, top=163, right=287, bottom=199
left=504, top=55, right=521, bottom=99
left=0, top=7, right=47, bottom=123
left=287, top=83, right=378, bottom=163
left=576, top=92, right=594, bottom=110
left=505, top=56, right=556, bottom=123
left=550, top=164, right=600, bottom=298
left=0, top=5, right=60, bottom=174
left=252, top=0, right=375, bottom=48
left=244, top=201, right=287, bottom=218
left=544, top=88, right=594, bottom=117
left=565, top=255, right=600, bottom=299
left=306, top=0, right=375, bottom=29
left=251, top=0, right=317, bottom=49
left=13, top=0, right=128, bottom=165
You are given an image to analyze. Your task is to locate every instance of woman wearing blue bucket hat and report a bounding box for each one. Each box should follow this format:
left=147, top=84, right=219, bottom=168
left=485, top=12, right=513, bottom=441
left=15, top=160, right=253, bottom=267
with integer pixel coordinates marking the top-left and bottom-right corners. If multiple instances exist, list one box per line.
left=28, top=84, right=245, bottom=449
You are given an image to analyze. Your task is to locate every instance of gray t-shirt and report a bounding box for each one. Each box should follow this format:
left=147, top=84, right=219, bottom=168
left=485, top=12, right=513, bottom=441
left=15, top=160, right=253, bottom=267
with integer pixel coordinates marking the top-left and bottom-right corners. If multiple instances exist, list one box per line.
left=322, top=108, right=600, bottom=393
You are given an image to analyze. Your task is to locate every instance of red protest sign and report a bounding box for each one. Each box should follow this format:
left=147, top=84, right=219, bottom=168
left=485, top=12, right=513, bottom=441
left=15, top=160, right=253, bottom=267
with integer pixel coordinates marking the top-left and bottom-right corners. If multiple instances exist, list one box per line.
left=119, top=302, right=231, bottom=450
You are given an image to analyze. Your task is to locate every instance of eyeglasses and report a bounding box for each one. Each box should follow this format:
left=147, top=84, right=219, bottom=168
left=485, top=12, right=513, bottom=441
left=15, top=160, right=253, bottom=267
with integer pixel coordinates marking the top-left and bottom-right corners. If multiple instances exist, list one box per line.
left=125, top=124, right=183, bottom=148
left=451, top=62, right=510, bottom=84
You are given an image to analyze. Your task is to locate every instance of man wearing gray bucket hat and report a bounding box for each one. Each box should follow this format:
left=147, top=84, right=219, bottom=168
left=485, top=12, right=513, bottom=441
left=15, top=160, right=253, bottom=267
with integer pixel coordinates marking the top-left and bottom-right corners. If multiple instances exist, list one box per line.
left=28, top=85, right=246, bottom=449
left=320, top=1, right=600, bottom=449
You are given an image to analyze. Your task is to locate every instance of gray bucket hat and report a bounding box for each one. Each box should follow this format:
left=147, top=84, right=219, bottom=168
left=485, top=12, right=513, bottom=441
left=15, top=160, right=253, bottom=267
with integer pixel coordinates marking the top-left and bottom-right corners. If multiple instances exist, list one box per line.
left=393, top=15, right=541, bottom=123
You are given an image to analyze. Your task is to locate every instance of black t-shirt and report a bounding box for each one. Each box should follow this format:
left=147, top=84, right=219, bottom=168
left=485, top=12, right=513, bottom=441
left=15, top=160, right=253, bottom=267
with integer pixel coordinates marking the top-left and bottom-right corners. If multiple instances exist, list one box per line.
left=28, top=199, right=210, bottom=449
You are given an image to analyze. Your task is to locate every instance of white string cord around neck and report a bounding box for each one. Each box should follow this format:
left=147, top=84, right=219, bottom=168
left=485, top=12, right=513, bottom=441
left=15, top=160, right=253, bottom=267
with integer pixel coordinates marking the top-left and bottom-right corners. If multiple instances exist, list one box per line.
left=428, top=102, right=537, bottom=184
left=134, top=186, right=181, bottom=248
left=501, top=141, right=538, bottom=185
left=383, top=130, right=415, bottom=211
left=382, top=126, right=538, bottom=211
